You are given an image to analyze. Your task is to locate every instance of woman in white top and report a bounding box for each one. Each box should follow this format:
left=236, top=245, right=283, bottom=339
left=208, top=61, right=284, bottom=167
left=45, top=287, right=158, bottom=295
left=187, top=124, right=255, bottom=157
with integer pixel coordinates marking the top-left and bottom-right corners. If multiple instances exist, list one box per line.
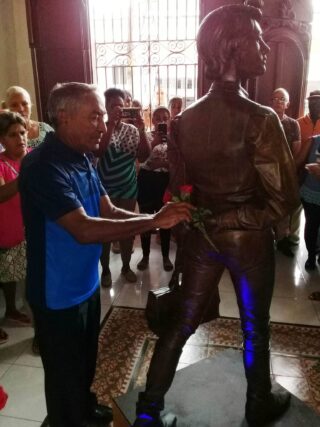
left=2, top=86, right=53, bottom=148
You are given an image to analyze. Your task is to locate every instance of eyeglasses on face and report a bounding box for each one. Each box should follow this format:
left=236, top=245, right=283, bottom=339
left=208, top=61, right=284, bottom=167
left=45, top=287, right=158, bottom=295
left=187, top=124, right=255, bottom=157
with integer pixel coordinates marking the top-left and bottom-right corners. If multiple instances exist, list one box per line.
left=271, top=97, right=287, bottom=103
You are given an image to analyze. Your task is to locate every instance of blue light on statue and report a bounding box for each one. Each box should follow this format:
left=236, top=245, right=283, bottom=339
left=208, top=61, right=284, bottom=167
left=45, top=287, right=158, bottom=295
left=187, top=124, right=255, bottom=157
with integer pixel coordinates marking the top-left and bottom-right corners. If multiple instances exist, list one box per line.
left=240, top=273, right=255, bottom=368
left=208, top=248, right=256, bottom=368
left=138, top=413, right=153, bottom=420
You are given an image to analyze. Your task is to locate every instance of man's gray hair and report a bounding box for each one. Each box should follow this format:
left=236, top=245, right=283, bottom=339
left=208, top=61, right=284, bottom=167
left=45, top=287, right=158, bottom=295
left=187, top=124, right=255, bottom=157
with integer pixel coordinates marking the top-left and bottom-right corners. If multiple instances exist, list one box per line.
left=48, top=82, right=98, bottom=128
left=197, top=5, right=262, bottom=81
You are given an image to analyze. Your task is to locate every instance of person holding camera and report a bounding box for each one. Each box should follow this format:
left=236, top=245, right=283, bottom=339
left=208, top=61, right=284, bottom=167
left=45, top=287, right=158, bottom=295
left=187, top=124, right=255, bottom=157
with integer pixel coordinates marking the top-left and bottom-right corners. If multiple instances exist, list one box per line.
left=137, top=106, right=174, bottom=272
left=271, top=88, right=301, bottom=258
left=97, top=88, right=150, bottom=287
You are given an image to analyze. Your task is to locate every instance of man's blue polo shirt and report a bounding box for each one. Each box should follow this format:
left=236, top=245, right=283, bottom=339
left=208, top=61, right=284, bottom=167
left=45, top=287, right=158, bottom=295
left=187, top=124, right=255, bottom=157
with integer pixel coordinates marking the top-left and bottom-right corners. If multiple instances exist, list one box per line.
left=19, top=133, right=106, bottom=310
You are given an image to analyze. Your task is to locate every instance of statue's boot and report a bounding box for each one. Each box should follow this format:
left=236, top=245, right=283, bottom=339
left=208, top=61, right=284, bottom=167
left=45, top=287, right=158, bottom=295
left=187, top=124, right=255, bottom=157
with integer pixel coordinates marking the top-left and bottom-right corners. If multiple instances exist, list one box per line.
left=246, top=390, right=291, bottom=426
left=134, top=341, right=182, bottom=427
left=133, top=395, right=176, bottom=427
left=244, top=350, right=291, bottom=426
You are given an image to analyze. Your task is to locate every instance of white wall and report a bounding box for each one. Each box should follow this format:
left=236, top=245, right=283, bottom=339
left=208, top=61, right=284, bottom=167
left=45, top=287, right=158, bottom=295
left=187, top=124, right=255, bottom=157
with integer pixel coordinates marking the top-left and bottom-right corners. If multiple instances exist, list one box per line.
left=0, top=0, right=37, bottom=119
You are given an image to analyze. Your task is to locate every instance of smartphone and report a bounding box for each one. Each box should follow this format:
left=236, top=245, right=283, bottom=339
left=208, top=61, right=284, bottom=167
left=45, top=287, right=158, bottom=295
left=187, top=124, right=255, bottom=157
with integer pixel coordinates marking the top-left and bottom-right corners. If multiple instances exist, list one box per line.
left=121, top=107, right=140, bottom=119
left=156, top=123, right=168, bottom=143
left=157, top=123, right=168, bottom=135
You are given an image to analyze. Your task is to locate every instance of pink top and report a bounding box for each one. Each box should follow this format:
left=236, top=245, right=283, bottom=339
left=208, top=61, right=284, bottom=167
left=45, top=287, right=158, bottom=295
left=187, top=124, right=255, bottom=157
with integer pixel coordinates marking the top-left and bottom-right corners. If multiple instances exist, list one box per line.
left=0, top=152, right=27, bottom=248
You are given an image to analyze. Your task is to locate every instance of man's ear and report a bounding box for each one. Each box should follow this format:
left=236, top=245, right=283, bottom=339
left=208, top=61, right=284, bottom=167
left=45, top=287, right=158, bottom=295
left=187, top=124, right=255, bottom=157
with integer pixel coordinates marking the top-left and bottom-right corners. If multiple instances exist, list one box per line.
left=285, top=100, right=290, bottom=110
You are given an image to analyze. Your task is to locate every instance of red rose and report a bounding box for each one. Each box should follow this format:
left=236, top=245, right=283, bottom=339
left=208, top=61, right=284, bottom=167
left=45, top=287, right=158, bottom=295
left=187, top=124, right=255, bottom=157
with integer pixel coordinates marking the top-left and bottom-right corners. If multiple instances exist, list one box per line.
left=0, top=386, right=8, bottom=410
left=163, top=190, right=173, bottom=203
left=179, top=185, right=193, bottom=195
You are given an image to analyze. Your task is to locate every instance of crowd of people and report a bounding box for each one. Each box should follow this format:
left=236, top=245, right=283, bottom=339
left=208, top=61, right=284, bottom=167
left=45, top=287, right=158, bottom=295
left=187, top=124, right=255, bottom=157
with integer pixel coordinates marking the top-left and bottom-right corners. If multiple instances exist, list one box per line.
left=0, top=23, right=320, bottom=425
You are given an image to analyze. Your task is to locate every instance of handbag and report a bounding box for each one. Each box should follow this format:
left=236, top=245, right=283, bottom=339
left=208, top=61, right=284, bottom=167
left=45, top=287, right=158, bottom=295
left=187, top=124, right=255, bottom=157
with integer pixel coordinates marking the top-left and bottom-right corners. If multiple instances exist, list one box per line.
left=146, top=273, right=220, bottom=337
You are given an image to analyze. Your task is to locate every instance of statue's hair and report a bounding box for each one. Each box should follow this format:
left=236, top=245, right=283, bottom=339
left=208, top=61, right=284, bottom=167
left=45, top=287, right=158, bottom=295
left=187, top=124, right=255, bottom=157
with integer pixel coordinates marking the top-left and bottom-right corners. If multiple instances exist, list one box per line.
left=48, top=82, right=98, bottom=128
left=197, top=5, right=262, bottom=81
left=0, top=111, right=27, bottom=136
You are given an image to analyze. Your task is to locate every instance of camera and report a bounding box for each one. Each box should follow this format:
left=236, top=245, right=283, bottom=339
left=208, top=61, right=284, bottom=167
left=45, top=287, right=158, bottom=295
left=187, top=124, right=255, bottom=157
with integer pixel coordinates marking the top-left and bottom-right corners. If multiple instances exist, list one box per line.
left=157, top=123, right=168, bottom=143
left=121, top=107, right=141, bottom=119
left=157, top=123, right=168, bottom=135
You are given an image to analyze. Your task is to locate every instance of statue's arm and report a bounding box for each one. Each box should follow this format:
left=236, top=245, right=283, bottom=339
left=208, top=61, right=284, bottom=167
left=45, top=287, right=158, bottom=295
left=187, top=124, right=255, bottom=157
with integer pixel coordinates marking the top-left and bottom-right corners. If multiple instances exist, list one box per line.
left=214, top=112, right=300, bottom=230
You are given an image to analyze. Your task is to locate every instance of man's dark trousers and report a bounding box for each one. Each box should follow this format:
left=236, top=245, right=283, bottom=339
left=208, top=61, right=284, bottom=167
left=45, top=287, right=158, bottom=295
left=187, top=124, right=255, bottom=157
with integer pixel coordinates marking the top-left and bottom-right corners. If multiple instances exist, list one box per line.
left=32, top=289, right=101, bottom=427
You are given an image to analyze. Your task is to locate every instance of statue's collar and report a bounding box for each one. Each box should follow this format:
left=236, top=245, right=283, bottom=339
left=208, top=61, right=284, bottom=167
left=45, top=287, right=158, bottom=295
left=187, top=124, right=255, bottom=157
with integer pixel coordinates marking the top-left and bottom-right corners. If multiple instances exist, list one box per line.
left=209, top=81, right=248, bottom=98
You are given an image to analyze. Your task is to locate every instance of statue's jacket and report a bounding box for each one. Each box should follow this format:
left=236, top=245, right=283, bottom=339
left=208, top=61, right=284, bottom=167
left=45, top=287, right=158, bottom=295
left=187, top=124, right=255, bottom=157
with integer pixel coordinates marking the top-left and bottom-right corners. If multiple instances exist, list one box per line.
left=169, top=81, right=300, bottom=232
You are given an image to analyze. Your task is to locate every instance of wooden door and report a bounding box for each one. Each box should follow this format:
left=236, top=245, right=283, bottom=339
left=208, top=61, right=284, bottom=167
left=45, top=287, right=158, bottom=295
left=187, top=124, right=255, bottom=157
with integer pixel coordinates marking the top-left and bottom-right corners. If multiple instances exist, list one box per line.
left=25, top=0, right=92, bottom=121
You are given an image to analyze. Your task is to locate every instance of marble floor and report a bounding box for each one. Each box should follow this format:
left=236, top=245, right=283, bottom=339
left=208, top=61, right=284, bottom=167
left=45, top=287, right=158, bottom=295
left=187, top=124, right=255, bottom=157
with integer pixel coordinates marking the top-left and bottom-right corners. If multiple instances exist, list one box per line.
left=0, top=225, right=320, bottom=426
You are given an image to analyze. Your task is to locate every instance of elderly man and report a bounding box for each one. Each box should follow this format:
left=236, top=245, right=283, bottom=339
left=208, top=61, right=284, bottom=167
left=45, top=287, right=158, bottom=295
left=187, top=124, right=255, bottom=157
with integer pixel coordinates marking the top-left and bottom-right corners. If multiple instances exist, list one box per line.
left=19, top=82, right=192, bottom=427
left=271, top=88, right=300, bottom=158
left=133, top=5, right=299, bottom=427
left=271, top=87, right=301, bottom=257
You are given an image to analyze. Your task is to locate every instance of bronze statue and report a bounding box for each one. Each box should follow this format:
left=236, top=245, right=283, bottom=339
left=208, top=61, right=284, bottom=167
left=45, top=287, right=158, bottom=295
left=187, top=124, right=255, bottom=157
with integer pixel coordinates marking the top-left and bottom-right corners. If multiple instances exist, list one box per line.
left=133, top=5, right=300, bottom=427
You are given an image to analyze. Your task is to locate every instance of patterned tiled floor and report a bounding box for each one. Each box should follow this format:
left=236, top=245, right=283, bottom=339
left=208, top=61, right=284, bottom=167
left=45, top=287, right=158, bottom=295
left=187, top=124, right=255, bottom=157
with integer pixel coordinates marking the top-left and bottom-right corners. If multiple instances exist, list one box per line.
left=1, top=227, right=320, bottom=426
left=93, top=307, right=320, bottom=415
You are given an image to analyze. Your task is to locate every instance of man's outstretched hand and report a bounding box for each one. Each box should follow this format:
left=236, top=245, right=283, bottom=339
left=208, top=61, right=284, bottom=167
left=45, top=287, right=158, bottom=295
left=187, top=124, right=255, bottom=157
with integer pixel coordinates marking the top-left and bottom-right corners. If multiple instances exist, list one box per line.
left=153, top=202, right=194, bottom=229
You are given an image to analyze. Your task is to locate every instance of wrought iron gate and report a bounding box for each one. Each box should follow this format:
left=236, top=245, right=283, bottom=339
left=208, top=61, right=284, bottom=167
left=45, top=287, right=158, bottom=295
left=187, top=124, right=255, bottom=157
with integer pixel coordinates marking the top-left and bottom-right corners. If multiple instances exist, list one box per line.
left=89, top=0, right=199, bottom=113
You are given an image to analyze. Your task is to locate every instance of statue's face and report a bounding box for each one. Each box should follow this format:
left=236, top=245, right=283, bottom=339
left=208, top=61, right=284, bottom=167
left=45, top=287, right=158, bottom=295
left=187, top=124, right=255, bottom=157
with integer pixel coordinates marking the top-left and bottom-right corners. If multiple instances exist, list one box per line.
left=235, top=21, right=269, bottom=79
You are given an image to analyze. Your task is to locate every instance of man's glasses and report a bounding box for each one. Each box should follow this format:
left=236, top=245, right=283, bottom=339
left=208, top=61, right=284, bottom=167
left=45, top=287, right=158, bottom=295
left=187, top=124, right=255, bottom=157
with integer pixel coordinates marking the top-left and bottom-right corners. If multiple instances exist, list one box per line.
left=272, top=97, right=287, bottom=103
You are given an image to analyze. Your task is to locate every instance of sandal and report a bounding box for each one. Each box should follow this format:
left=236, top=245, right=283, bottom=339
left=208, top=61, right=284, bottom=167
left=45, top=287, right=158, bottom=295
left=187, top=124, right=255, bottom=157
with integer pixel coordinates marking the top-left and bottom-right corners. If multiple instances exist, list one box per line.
left=308, top=292, right=320, bottom=301
left=0, top=328, right=8, bottom=344
left=5, top=310, right=31, bottom=326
